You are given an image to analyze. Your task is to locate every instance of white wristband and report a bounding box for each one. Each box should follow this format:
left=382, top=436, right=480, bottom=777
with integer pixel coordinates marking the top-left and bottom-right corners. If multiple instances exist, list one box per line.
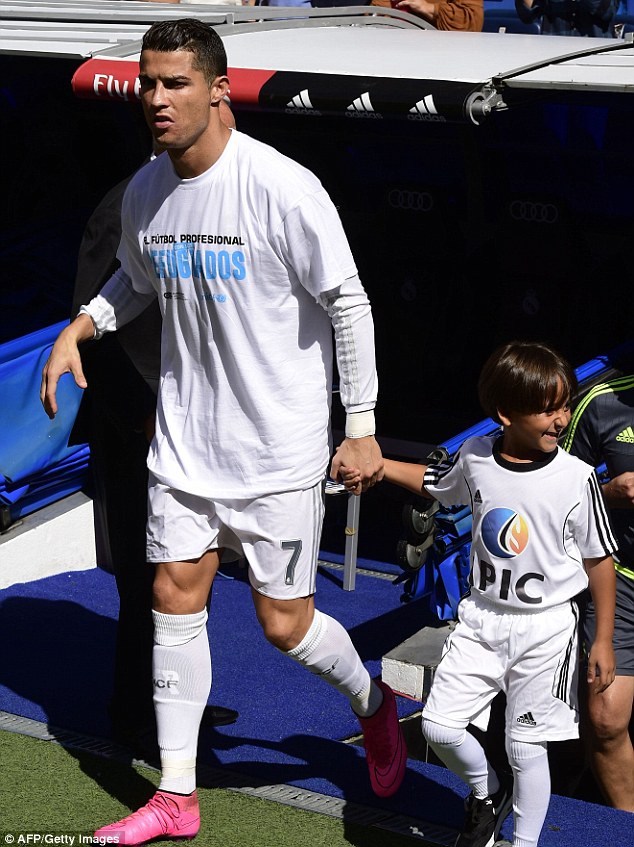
left=345, top=410, right=376, bottom=439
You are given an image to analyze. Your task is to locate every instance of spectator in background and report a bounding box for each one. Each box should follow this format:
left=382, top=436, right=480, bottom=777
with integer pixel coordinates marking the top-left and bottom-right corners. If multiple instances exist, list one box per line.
left=563, top=374, right=634, bottom=812
left=258, top=1, right=312, bottom=6
left=514, top=0, right=619, bottom=36
left=370, top=0, right=483, bottom=31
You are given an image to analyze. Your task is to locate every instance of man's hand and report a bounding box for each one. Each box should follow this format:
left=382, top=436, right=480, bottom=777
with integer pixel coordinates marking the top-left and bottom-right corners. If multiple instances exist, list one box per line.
left=603, top=472, right=634, bottom=508
left=40, top=314, right=94, bottom=418
left=330, top=435, right=384, bottom=495
left=586, top=639, right=616, bottom=693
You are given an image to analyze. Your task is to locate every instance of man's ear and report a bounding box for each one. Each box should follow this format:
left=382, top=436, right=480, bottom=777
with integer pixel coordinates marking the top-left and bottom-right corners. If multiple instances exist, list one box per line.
left=210, top=75, right=230, bottom=104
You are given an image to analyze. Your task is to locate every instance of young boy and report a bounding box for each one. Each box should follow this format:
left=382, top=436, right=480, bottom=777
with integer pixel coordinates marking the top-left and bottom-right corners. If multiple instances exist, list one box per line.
left=345, top=341, right=617, bottom=847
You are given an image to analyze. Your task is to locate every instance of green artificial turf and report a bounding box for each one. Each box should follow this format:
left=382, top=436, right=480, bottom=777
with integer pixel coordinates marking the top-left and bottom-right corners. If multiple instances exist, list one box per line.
left=0, top=731, right=436, bottom=847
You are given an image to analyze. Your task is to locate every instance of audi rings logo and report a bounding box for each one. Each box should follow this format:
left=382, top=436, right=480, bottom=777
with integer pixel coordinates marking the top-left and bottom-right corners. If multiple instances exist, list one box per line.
left=388, top=189, right=434, bottom=213
left=509, top=200, right=559, bottom=224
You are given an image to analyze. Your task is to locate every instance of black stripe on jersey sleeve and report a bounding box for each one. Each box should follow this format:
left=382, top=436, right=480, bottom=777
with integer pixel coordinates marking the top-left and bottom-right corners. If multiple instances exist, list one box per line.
left=587, top=471, right=617, bottom=555
left=423, top=450, right=460, bottom=487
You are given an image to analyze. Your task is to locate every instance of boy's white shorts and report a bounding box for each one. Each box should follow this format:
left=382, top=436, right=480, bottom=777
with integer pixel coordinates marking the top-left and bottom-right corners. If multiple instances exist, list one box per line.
left=146, top=474, right=325, bottom=600
left=423, top=593, right=580, bottom=742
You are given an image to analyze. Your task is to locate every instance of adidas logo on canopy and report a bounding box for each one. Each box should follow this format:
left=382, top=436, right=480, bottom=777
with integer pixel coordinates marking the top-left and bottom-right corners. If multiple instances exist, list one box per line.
left=345, top=92, right=382, bottom=119
left=286, top=89, right=320, bottom=114
left=408, top=95, right=445, bottom=122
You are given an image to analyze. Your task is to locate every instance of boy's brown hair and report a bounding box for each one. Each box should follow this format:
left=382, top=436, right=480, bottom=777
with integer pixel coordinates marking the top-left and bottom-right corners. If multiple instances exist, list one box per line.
left=478, top=341, right=577, bottom=424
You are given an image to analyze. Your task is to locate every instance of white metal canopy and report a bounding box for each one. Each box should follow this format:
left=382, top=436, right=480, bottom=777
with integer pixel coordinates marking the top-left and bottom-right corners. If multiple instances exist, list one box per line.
left=2, top=1, right=634, bottom=122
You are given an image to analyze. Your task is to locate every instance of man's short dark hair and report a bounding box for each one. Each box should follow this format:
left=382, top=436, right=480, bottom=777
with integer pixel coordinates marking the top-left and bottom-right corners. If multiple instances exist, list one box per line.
left=478, top=341, right=577, bottom=423
left=142, top=18, right=227, bottom=84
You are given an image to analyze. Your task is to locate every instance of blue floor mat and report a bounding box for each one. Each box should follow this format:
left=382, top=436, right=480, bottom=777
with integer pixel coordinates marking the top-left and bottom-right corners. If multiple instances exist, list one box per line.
left=1, top=565, right=633, bottom=845
left=0, top=563, right=423, bottom=734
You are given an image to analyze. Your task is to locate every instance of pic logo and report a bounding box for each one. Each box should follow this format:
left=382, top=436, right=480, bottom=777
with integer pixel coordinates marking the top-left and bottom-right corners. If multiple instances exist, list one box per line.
left=481, top=508, right=529, bottom=558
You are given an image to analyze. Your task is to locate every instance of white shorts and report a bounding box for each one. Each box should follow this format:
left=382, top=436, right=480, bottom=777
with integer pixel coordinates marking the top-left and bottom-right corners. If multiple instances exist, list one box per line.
left=423, top=593, right=580, bottom=742
left=146, top=475, right=325, bottom=600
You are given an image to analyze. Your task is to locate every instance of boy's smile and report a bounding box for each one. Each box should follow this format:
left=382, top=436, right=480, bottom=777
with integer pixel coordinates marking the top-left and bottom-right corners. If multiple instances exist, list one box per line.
left=498, top=404, right=571, bottom=462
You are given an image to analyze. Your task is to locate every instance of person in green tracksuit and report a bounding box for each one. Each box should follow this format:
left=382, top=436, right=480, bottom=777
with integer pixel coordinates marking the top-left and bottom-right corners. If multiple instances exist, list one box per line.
left=563, top=373, right=634, bottom=813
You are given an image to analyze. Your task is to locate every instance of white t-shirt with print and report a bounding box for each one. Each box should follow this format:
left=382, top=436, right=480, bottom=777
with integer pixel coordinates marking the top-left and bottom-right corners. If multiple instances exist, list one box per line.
left=86, top=130, right=376, bottom=499
left=423, top=436, right=616, bottom=611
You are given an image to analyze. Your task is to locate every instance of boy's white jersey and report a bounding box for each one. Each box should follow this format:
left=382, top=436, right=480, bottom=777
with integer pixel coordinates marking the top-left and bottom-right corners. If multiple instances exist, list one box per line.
left=424, top=436, right=616, bottom=610
left=115, top=130, right=368, bottom=499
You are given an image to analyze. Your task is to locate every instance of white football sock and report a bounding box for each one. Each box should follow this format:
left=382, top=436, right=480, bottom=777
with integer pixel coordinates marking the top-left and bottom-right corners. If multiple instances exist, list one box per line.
left=422, top=717, right=499, bottom=799
left=507, top=739, right=549, bottom=847
left=286, top=609, right=380, bottom=716
left=152, top=609, right=211, bottom=795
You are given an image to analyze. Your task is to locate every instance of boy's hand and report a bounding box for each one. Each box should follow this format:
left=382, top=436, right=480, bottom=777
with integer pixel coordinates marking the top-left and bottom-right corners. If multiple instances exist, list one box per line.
left=586, top=640, right=616, bottom=693
left=340, top=467, right=362, bottom=493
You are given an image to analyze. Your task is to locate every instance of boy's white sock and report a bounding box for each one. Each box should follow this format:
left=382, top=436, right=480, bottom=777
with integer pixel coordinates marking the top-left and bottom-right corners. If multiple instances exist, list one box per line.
left=422, top=717, right=499, bottom=799
left=507, top=739, right=550, bottom=847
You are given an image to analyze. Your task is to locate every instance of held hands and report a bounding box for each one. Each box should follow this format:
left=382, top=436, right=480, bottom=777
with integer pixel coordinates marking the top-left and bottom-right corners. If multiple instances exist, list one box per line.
left=40, top=314, right=93, bottom=418
left=330, top=435, right=384, bottom=496
left=586, top=640, right=616, bottom=694
left=340, top=466, right=363, bottom=493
